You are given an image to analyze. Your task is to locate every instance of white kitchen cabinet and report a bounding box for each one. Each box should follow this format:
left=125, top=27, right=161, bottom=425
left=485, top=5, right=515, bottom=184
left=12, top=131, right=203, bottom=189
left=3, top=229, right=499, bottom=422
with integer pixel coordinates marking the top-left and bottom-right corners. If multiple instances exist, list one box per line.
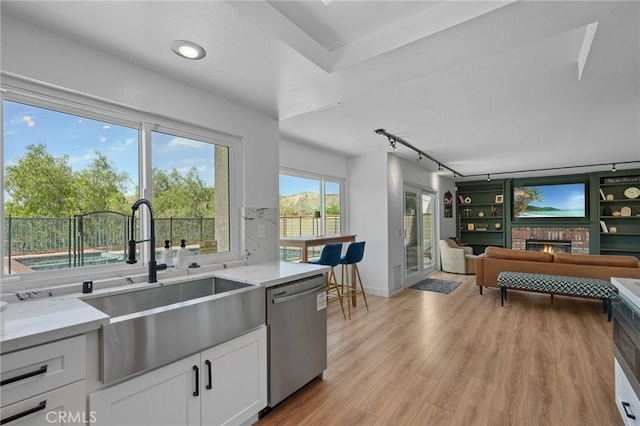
left=616, top=359, right=640, bottom=426
left=89, top=326, right=266, bottom=426
left=89, top=353, right=202, bottom=426
left=0, top=381, right=86, bottom=425
left=201, top=326, right=267, bottom=426
left=0, top=335, right=86, bottom=425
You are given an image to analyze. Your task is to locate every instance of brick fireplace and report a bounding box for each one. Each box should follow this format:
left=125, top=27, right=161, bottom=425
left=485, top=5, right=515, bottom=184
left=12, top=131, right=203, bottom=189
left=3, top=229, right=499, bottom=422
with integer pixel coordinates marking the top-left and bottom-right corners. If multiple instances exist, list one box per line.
left=511, top=226, right=590, bottom=254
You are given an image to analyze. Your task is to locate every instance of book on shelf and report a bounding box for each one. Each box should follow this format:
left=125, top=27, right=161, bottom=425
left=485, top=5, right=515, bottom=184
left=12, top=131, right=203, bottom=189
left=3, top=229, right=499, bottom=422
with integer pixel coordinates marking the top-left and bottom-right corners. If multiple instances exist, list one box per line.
left=599, top=188, right=606, bottom=201
left=600, top=220, right=608, bottom=233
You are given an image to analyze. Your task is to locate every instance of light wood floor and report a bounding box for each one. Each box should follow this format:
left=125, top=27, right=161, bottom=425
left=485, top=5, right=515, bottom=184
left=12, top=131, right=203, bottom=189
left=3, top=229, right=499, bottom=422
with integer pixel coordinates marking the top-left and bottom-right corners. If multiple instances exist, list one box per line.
left=257, top=272, right=622, bottom=426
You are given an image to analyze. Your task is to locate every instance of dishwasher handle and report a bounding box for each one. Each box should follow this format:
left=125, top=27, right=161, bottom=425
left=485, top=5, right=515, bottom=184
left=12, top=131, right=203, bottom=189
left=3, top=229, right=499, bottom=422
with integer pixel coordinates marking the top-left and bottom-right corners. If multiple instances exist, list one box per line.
left=272, top=284, right=326, bottom=304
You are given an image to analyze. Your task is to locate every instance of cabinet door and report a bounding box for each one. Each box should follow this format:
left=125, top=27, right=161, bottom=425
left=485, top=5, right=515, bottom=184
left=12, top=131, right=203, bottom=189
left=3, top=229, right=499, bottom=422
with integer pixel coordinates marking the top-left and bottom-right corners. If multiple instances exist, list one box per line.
left=0, top=380, right=85, bottom=425
left=89, top=354, right=201, bottom=426
left=201, top=326, right=267, bottom=426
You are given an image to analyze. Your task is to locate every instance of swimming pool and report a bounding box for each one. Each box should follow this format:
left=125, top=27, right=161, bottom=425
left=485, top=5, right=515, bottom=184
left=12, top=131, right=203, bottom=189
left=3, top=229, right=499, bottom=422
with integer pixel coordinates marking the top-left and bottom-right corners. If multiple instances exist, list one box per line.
left=15, top=252, right=124, bottom=271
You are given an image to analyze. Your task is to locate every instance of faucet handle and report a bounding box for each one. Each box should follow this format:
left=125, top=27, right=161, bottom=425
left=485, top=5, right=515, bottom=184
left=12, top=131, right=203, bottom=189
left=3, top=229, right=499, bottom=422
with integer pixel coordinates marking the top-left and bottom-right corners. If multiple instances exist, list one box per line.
left=126, top=239, right=138, bottom=264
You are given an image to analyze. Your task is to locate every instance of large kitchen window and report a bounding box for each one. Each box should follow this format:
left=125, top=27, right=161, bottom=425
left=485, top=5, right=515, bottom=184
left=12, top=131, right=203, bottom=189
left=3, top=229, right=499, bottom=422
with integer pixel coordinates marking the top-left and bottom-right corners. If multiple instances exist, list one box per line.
left=279, top=170, right=344, bottom=261
left=2, top=93, right=233, bottom=278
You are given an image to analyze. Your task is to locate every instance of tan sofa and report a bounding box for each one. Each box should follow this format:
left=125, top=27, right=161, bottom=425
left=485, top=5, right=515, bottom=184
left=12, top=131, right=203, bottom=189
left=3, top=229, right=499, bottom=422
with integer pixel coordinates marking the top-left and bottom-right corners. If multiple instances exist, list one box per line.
left=475, top=247, right=640, bottom=294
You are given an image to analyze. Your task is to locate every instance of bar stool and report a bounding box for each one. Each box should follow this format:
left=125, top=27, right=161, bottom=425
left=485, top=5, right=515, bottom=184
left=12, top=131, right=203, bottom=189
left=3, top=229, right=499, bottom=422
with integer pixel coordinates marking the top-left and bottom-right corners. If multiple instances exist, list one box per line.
left=308, top=243, right=346, bottom=319
left=340, top=241, right=368, bottom=319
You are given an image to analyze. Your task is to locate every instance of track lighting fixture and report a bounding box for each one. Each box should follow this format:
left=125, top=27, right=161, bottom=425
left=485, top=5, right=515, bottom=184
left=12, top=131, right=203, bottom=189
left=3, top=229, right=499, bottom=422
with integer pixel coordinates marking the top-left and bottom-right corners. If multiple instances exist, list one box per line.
left=374, top=128, right=639, bottom=180
left=374, top=128, right=462, bottom=177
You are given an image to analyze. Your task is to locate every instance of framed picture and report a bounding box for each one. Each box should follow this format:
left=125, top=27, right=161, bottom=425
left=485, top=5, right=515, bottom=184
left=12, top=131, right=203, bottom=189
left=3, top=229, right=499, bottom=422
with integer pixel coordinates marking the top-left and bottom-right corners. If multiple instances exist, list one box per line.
left=467, top=223, right=475, bottom=231
left=495, top=194, right=503, bottom=203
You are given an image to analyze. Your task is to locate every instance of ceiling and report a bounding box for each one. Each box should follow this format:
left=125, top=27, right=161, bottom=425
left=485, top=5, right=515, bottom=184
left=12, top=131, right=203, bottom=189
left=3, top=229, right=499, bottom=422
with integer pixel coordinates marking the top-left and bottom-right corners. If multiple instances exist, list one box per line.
left=2, top=1, right=639, bottom=179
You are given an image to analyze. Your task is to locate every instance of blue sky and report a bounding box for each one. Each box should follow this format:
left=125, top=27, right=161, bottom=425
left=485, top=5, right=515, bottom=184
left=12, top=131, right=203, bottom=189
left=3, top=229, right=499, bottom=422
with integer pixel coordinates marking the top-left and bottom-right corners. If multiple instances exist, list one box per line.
left=279, top=175, right=340, bottom=196
left=3, top=100, right=215, bottom=197
left=4, top=100, right=333, bottom=200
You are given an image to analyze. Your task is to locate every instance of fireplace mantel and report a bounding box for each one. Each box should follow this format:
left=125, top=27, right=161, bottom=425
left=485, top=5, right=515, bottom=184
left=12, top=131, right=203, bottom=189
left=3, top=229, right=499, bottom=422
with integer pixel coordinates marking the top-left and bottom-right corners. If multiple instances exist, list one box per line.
left=511, top=226, right=589, bottom=254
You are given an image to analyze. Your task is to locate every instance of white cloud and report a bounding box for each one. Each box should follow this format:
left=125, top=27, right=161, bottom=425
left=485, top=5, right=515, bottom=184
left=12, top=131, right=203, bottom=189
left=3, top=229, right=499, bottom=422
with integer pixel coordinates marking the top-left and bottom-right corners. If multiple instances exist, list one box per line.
left=108, top=137, right=137, bottom=152
left=167, top=137, right=204, bottom=149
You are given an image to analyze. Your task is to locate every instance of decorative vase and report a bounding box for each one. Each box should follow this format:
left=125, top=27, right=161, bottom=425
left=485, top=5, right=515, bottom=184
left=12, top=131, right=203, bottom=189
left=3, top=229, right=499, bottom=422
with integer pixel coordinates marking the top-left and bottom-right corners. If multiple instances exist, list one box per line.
left=602, top=205, right=612, bottom=216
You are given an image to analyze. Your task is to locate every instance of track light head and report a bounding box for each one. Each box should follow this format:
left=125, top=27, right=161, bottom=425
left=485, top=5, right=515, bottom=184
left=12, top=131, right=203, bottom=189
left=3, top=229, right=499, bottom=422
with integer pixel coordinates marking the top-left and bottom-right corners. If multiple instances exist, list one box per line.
left=374, top=128, right=386, bottom=135
left=487, top=174, right=491, bottom=182
left=438, top=164, right=443, bottom=171
left=612, top=163, right=617, bottom=172
left=417, top=153, right=423, bottom=161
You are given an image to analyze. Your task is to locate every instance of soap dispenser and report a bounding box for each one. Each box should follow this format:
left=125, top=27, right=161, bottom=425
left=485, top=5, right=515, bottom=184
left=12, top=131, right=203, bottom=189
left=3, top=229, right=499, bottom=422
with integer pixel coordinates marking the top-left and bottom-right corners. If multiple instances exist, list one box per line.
left=162, top=240, right=173, bottom=267
left=177, top=239, right=189, bottom=269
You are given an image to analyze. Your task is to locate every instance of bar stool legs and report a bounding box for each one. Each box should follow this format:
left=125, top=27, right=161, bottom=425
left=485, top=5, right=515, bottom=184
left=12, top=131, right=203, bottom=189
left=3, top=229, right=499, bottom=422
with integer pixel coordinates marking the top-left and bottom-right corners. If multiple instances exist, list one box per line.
left=341, top=262, right=368, bottom=320
left=327, top=265, right=346, bottom=320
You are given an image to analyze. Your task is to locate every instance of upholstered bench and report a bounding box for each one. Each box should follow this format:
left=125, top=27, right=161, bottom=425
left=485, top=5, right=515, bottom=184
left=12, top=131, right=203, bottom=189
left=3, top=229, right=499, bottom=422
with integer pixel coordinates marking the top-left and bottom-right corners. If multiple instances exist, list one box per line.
left=497, top=271, right=616, bottom=320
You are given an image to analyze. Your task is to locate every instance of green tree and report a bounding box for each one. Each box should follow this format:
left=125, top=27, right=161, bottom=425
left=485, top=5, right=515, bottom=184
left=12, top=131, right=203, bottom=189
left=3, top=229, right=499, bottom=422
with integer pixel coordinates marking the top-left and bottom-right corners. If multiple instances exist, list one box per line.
left=75, top=152, right=130, bottom=214
left=4, top=144, right=132, bottom=217
left=4, top=144, right=75, bottom=217
left=513, top=187, right=543, bottom=216
left=152, top=168, right=213, bottom=217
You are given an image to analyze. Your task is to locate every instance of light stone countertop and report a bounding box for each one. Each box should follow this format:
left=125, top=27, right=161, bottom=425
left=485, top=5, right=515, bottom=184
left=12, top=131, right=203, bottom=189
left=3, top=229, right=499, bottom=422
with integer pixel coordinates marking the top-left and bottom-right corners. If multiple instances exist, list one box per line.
left=612, top=277, right=640, bottom=310
left=213, top=261, right=329, bottom=287
left=0, top=261, right=328, bottom=354
left=0, top=296, right=109, bottom=353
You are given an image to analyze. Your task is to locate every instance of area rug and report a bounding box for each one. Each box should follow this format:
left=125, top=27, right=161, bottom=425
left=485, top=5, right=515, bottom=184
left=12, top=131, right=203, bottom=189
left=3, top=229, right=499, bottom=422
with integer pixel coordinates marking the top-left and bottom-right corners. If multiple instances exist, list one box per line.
left=410, top=278, right=461, bottom=294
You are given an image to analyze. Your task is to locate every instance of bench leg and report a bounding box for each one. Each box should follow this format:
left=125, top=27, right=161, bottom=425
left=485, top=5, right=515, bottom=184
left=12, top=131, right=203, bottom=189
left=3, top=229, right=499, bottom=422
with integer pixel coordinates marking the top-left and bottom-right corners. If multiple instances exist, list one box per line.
left=479, top=286, right=483, bottom=296
left=550, top=293, right=553, bottom=304
left=607, top=298, right=612, bottom=322
left=602, top=298, right=607, bottom=314
left=500, top=287, right=505, bottom=306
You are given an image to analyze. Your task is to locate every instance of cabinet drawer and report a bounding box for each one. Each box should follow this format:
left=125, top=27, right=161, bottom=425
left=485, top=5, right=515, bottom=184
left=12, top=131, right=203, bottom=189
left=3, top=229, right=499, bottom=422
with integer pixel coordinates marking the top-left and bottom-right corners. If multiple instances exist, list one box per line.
left=616, top=359, right=640, bottom=426
left=0, top=380, right=85, bottom=425
left=1, top=335, right=86, bottom=407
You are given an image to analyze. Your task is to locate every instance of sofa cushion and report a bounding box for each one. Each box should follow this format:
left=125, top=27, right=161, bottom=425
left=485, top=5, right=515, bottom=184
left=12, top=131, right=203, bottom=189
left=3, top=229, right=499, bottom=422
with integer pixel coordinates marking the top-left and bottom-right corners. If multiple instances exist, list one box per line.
left=484, top=247, right=553, bottom=263
left=554, top=252, right=640, bottom=268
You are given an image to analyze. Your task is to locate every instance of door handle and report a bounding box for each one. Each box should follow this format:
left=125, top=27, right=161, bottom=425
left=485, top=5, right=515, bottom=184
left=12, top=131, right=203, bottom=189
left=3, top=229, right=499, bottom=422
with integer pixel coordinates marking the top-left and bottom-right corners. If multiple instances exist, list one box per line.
left=205, top=360, right=212, bottom=390
left=192, top=366, right=199, bottom=397
left=1, top=365, right=48, bottom=386
left=623, top=401, right=636, bottom=420
left=1, top=400, right=46, bottom=425
left=272, top=284, right=326, bottom=304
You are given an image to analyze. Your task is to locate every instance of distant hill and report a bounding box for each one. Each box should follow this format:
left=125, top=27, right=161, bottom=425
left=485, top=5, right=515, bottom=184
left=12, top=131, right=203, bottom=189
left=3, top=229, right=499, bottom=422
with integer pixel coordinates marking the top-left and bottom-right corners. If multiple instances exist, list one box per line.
left=280, top=192, right=340, bottom=215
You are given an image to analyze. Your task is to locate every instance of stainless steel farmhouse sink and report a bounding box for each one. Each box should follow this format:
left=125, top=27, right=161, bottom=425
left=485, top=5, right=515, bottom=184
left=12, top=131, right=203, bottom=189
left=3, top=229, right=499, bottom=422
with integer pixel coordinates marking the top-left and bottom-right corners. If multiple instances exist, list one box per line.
left=83, top=277, right=265, bottom=384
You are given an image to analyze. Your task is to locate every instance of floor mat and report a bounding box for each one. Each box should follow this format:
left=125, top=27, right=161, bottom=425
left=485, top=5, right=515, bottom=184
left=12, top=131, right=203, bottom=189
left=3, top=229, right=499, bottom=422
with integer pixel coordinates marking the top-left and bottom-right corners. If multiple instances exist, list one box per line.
left=410, top=278, right=462, bottom=294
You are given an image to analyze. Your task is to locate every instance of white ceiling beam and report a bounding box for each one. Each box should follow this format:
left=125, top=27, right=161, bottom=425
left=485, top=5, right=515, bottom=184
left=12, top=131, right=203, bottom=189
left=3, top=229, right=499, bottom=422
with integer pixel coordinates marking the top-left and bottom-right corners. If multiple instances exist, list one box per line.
left=578, top=22, right=598, bottom=80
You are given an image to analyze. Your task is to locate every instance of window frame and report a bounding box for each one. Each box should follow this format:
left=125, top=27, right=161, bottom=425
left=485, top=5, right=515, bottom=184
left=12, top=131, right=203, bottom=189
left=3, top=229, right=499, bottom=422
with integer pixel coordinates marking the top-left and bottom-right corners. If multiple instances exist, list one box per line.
left=279, top=167, right=347, bottom=237
left=1, top=76, right=241, bottom=288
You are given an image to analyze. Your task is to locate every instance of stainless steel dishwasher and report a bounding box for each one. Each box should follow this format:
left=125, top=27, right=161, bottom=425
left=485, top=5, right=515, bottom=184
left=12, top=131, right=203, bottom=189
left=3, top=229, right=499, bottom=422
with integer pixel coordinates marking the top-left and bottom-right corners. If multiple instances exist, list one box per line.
left=265, top=274, right=327, bottom=409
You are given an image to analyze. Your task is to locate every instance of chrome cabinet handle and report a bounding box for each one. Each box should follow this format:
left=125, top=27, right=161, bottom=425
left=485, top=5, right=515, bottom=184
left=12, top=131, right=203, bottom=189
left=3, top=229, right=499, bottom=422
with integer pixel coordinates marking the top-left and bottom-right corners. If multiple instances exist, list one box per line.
left=1, top=365, right=47, bottom=386
left=1, top=400, right=46, bottom=425
left=623, top=401, right=636, bottom=420
left=205, top=360, right=212, bottom=390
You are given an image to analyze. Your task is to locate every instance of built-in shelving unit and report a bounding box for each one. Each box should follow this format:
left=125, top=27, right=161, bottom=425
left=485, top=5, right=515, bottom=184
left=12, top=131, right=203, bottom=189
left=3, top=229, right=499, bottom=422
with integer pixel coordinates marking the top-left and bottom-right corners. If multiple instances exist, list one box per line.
left=456, top=182, right=506, bottom=255
left=598, top=174, right=640, bottom=260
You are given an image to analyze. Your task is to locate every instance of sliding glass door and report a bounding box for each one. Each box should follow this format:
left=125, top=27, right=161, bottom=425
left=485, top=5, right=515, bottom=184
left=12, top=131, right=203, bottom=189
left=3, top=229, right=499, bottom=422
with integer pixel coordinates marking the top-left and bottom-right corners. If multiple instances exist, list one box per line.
left=404, top=187, right=436, bottom=281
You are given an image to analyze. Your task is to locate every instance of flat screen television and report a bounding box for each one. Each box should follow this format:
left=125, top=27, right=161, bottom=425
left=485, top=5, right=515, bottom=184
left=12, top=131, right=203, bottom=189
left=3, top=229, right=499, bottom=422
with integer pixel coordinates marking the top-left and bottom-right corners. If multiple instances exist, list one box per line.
left=513, top=182, right=586, bottom=218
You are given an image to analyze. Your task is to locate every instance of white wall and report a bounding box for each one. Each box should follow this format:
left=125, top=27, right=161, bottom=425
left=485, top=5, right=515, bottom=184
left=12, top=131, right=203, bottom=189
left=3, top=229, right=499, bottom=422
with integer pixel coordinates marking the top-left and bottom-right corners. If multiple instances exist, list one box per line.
left=1, top=15, right=280, bottom=257
left=347, top=152, right=390, bottom=297
left=280, top=138, right=348, bottom=179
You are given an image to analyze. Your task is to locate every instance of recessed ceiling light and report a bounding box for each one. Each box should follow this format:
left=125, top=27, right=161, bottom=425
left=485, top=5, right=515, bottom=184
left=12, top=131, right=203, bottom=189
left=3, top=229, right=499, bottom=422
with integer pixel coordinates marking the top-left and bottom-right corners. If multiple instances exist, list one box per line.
left=170, top=40, right=206, bottom=60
